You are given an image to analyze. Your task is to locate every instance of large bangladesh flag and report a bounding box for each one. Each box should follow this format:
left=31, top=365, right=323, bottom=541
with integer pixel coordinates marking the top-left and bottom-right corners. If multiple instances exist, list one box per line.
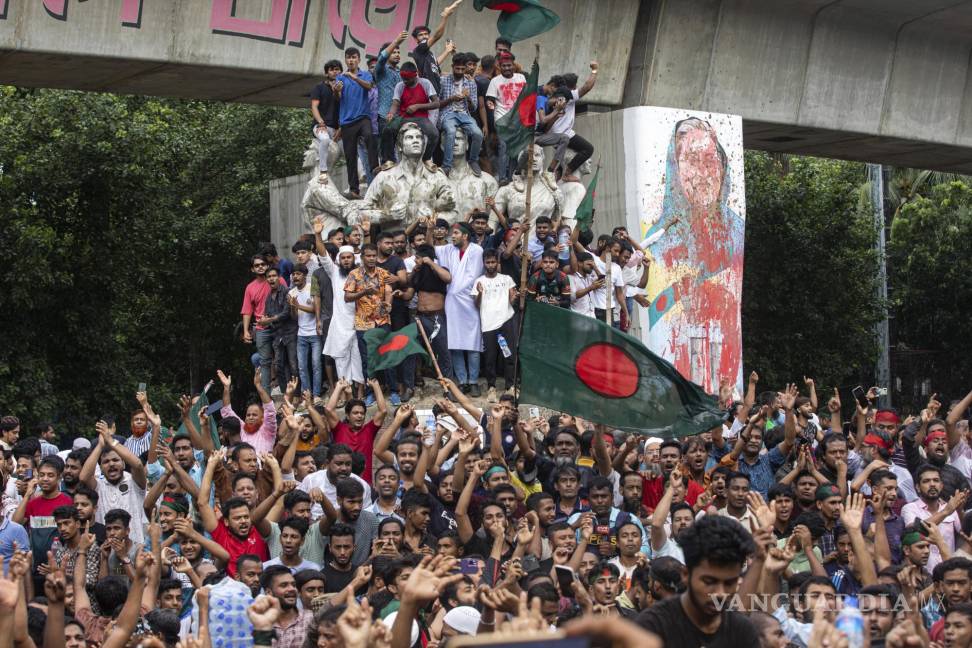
left=474, top=0, right=560, bottom=42
left=518, top=302, right=724, bottom=437
left=363, top=323, right=429, bottom=376
left=495, top=57, right=539, bottom=161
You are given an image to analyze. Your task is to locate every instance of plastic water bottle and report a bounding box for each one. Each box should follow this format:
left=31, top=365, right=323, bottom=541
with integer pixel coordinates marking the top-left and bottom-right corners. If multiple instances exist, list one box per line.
left=426, top=414, right=436, bottom=430
left=558, top=228, right=570, bottom=261
left=497, top=334, right=512, bottom=358
left=835, top=595, right=865, bottom=648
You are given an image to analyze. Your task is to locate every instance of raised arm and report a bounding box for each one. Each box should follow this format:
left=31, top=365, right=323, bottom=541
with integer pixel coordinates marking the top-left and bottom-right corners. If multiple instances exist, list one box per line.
left=439, top=377, right=483, bottom=421
left=103, top=423, right=147, bottom=489
left=102, top=551, right=152, bottom=648
left=138, top=390, right=163, bottom=467
left=323, top=378, right=348, bottom=429
left=253, top=366, right=272, bottom=404
left=79, top=424, right=107, bottom=489
left=180, top=395, right=215, bottom=458
left=778, top=384, right=799, bottom=456
left=303, top=391, right=331, bottom=443
left=576, top=61, right=598, bottom=98
left=650, top=469, right=679, bottom=552
left=251, top=481, right=293, bottom=536
left=455, top=459, right=485, bottom=544
left=73, top=526, right=97, bottom=616
left=487, top=404, right=505, bottom=464
left=591, top=425, right=612, bottom=477
left=143, top=463, right=172, bottom=520
left=172, top=517, right=230, bottom=565
left=804, top=377, right=818, bottom=410
left=369, top=378, right=389, bottom=427
left=840, top=493, right=876, bottom=586
left=374, top=405, right=413, bottom=467
left=947, top=387, right=972, bottom=449
left=197, top=450, right=224, bottom=533
left=427, top=0, right=461, bottom=48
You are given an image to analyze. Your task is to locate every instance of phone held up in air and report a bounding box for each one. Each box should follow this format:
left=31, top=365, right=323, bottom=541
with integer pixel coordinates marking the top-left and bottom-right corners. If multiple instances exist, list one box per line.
left=851, top=386, right=869, bottom=409
left=554, top=565, right=575, bottom=594
left=204, top=399, right=224, bottom=417
left=138, top=382, right=147, bottom=392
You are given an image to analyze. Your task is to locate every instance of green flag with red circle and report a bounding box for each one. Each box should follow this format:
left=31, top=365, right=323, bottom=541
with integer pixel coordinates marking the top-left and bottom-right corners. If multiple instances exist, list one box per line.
left=473, top=0, right=561, bottom=42
left=363, top=323, right=429, bottom=376
left=518, top=302, right=724, bottom=436
left=495, top=57, right=539, bottom=161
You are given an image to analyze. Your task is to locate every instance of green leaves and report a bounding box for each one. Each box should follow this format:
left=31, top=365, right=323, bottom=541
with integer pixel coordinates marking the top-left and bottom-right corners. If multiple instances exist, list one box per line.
left=0, top=88, right=307, bottom=431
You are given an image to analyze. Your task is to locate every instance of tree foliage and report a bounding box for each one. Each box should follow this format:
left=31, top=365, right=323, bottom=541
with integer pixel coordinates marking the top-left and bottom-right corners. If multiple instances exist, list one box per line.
left=0, top=88, right=307, bottom=431
left=889, top=181, right=972, bottom=390
left=741, top=152, right=884, bottom=392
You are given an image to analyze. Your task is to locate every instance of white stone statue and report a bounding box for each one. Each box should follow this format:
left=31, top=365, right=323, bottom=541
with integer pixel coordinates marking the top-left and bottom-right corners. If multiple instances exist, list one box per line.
left=301, top=177, right=361, bottom=236
left=356, top=122, right=457, bottom=227
left=301, top=137, right=360, bottom=196
left=557, top=149, right=594, bottom=229
left=494, top=146, right=563, bottom=228
left=444, top=129, right=498, bottom=226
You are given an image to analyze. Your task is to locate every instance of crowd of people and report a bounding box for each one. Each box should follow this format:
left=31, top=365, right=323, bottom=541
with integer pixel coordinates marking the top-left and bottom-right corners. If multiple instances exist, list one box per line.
left=5, top=358, right=972, bottom=648
left=309, top=0, right=595, bottom=196
left=6, top=7, right=972, bottom=648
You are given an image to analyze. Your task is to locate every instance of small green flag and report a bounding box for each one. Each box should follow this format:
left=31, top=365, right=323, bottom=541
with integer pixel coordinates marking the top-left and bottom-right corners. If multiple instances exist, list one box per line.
left=495, top=57, right=539, bottom=161
left=574, top=164, right=600, bottom=232
left=474, top=0, right=561, bottom=42
left=363, top=323, right=429, bottom=376
left=518, top=302, right=724, bottom=437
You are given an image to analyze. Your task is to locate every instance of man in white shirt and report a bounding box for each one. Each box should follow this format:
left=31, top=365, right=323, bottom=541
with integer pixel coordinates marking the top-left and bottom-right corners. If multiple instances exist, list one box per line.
left=289, top=264, right=323, bottom=401
left=568, top=251, right=602, bottom=318
left=298, top=443, right=372, bottom=519
left=590, top=238, right=627, bottom=329
left=471, top=249, right=517, bottom=401
left=485, top=52, right=526, bottom=182
left=547, top=62, right=598, bottom=182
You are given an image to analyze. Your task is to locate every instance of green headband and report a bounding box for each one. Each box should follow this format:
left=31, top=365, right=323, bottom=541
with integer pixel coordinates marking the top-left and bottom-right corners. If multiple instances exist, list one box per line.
left=901, top=530, right=924, bottom=546
left=483, top=465, right=507, bottom=480
left=160, top=497, right=189, bottom=515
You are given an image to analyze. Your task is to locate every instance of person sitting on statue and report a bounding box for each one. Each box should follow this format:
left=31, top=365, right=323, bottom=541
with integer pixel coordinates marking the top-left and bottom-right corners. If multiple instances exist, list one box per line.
left=438, top=53, right=483, bottom=177
left=382, top=62, right=440, bottom=163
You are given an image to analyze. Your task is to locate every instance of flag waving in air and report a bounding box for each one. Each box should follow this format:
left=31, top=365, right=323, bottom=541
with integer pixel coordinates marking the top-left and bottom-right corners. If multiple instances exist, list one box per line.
left=473, top=0, right=561, bottom=42
left=518, top=302, right=724, bottom=437
left=495, top=57, right=539, bottom=161
left=362, top=324, right=429, bottom=376
left=574, top=163, right=600, bottom=233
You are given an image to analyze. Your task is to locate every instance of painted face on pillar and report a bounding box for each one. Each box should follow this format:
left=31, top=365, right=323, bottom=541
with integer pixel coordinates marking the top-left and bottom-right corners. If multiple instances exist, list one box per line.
left=401, top=127, right=425, bottom=158
left=675, top=120, right=724, bottom=211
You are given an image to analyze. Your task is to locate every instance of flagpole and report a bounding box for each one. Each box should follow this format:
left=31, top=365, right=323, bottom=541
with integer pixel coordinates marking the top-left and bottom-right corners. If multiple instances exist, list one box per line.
left=414, top=319, right=443, bottom=380
left=511, top=44, right=540, bottom=405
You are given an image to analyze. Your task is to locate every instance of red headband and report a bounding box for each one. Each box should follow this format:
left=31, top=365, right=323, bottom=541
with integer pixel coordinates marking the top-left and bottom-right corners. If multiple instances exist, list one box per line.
left=874, top=411, right=900, bottom=425
left=864, top=434, right=893, bottom=451
left=924, top=429, right=947, bottom=446
left=400, top=70, right=418, bottom=79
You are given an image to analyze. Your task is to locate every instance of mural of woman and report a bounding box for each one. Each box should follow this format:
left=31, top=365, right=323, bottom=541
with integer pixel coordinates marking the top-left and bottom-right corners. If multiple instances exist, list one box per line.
left=642, top=117, right=745, bottom=392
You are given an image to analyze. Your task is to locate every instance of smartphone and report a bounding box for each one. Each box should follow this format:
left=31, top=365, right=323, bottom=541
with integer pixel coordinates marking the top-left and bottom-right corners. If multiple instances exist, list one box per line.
left=459, top=558, right=480, bottom=575
left=529, top=406, right=540, bottom=419
left=204, top=399, right=223, bottom=417
left=555, top=565, right=575, bottom=594
left=138, top=382, right=147, bottom=392
left=852, top=386, right=869, bottom=409
left=521, top=555, right=540, bottom=573
left=23, top=468, right=32, bottom=480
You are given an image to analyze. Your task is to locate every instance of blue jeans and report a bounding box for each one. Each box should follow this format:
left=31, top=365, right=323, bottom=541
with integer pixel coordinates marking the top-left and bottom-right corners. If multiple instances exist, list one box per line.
left=254, top=329, right=274, bottom=392
left=297, top=335, right=323, bottom=397
left=441, top=112, right=483, bottom=170
left=356, top=327, right=398, bottom=390
left=450, top=350, right=480, bottom=386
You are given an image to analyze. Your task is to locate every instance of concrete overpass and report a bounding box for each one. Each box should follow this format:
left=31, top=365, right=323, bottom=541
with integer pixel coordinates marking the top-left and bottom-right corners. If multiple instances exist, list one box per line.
left=4, top=0, right=972, bottom=171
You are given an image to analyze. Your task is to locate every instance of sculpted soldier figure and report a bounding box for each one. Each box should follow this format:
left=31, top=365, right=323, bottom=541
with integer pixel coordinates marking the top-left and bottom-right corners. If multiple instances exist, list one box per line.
left=356, top=122, right=457, bottom=227
left=557, top=149, right=594, bottom=229
left=493, top=146, right=563, bottom=228
left=301, top=177, right=360, bottom=235
left=445, top=129, right=498, bottom=224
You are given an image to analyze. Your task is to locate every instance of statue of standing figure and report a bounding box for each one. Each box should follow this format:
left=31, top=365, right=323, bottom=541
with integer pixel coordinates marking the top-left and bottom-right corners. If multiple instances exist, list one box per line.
left=557, top=149, right=594, bottom=229
left=445, top=129, right=498, bottom=224
left=494, top=145, right=564, bottom=228
left=356, top=122, right=457, bottom=228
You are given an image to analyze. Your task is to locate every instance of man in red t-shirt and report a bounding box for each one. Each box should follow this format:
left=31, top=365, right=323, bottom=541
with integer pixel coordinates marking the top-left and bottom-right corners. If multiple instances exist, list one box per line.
left=13, top=456, right=74, bottom=565
left=381, top=61, right=440, bottom=162
left=241, top=253, right=287, bottom=393
left=322, top=378, right=389, bottom=483
left=642, top=439, right=703, bottom=510
left=199, top=453, right=268, bottom=576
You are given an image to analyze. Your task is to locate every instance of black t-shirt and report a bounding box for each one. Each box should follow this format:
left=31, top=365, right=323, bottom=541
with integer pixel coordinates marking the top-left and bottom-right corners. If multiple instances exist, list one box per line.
left=410, top=264, right=448, bottom=296
left=311, top=82, right=339, bottom=129
left=636, top=595, right=760, bottom=648
left=411, top=43, right=442, bottom=93
left=475, top=74, right=492, bottom=130
left=378, top=255, right=409, bottom=320
left=322, top=562, right=356, bottom=594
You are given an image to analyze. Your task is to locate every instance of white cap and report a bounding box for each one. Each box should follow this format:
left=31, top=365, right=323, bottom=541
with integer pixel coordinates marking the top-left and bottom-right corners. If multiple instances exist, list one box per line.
left=443, top=606, right=481, bottom=636
left=382, top=612, right=419, bottom=645
left=72, top=438, right=92, bottom=451
left=644, top=437, right=663, bottom=447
